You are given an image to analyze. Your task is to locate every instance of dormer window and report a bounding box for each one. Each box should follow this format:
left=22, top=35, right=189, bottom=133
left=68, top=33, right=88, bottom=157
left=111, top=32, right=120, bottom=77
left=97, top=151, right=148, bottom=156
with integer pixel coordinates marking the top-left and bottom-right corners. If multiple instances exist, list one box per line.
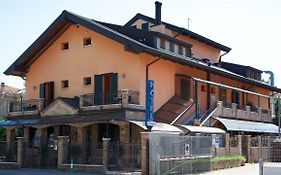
left=141, top=23, right=149, bottom=30
left=178, top=45, right=183, bottom=55
left=169, top=42, right=175, bottom=52
left=61, top=42, right=69, bottom=50
left=83, top=37, right=92, bottom=46
left=160, top=38, right=165, bottom=49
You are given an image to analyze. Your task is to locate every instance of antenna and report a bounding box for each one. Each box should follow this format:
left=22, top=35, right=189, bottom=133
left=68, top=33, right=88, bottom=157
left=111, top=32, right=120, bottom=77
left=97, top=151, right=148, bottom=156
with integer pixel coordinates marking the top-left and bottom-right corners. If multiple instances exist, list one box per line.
left=188, top=18, right=192, bottom=30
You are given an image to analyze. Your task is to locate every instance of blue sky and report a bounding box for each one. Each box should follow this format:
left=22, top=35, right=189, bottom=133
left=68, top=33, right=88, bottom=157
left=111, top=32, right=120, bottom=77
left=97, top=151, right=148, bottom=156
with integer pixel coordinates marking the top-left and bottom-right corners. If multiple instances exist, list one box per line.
left=1, top=0, right=281, bottom=88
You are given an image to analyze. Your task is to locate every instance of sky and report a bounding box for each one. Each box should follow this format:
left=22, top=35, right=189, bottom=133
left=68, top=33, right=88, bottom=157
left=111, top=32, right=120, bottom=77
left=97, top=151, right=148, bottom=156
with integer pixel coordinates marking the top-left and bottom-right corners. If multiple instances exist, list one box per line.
left=1, top=0, right=281, bottom=89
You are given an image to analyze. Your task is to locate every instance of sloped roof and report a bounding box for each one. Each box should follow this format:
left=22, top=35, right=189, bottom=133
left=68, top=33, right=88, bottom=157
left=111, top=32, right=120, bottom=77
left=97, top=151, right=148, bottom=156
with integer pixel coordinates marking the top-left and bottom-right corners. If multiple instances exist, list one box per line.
left=4, top=10, right=281, bottom=92
left=0, top=84, right=21, bottom=94
left=124, top=13, right=231, bottom=52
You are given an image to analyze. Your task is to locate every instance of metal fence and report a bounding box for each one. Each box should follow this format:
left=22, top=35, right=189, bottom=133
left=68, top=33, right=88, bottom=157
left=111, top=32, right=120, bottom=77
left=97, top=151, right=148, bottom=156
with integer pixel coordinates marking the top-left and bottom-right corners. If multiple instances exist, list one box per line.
left=148, top=133, right=212, bottom=175
left=67, top=141, right=141, bottom=171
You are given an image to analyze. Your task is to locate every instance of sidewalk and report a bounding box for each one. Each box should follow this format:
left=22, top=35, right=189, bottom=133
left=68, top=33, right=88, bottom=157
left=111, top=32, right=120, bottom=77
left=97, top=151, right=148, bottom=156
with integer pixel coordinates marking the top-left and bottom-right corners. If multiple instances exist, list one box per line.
left=197, top=163, right=259, bottom=175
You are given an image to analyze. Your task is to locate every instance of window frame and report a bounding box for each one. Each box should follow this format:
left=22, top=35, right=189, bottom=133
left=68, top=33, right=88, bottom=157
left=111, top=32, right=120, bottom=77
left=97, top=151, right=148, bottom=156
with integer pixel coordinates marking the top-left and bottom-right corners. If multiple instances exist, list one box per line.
left=83, top=37, right=92, bottom=46
left=83, top=77, right=92, bottom=86
left=61, top=42, right=69, bottom=51
left=61, top=80, right=69, bottom=89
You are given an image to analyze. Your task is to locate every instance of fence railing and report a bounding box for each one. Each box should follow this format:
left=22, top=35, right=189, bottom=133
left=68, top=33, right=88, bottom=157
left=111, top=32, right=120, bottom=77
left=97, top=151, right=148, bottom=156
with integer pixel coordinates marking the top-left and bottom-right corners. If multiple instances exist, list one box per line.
left=81, top=90, right=140, bottom=107
left=0, top=141, right=17, bottom=162
left=9, top=99, right=44, bottom=113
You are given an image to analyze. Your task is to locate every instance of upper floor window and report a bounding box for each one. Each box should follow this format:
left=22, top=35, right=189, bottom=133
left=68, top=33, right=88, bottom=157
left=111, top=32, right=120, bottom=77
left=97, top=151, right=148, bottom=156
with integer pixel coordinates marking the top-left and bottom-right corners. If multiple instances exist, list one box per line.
left=160, top=38, right=165, bottom=49
left=178, top=45, right=183, bottom=55
left=83, top=77, right=92, bottom=86
left=61, top=42, right=69, bottom=50
left=169, top=42, right=175, bottom=52
left=61, top=80, right=69, bottom=88
left=141, top=23, right=149, bottom=30
left=83, top=37, right=92, bottom=46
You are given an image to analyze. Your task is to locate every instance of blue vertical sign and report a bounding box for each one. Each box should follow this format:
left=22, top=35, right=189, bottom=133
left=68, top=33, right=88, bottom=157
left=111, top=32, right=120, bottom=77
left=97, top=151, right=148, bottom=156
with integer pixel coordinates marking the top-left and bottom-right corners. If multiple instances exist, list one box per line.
left=146, top=80, right=155, bottom=128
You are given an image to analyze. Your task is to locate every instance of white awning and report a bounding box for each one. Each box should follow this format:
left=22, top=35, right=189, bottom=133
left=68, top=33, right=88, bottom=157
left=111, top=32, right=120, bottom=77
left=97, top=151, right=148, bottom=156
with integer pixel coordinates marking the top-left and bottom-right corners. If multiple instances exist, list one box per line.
left=214, top=117, right=279, bottom=134
left=129, top=120, right=183, bottom=133
left=179, top=125, right=225, bottom=134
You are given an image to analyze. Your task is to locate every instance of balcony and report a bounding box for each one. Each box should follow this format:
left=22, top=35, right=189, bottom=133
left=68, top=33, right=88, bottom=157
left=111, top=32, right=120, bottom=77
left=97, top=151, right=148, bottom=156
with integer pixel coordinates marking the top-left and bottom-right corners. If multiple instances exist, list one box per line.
left=8, top=99, right=44, bottom=117
left=80, top=89, right=144, bottom=111
left=217, top=101, right=272, bottom=123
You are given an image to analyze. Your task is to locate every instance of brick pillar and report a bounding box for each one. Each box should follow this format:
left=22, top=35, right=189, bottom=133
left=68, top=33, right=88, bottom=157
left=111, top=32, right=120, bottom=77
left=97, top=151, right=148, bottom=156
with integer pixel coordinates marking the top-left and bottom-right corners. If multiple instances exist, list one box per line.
left=237, top=135, right=242, bottom=156
left=57, top=136, right=69, bottom=169
left=102, top=138, right=111, bottom=171
left=120, top=122, right=130, bottom=165
left=225, top=133, right=230, bottom=155
left=77, top=126, right=86, bottom=163
left=17, top=137, right=25, bottom=168
left=6, top=127, right=15, bottom=155
left=121, top=89, right=129, bottom=108
left=141, top=132, right=149, bottom=175
left=243, top=135, right=251, bottom=162
left=258, top=136, right=262, bottom=159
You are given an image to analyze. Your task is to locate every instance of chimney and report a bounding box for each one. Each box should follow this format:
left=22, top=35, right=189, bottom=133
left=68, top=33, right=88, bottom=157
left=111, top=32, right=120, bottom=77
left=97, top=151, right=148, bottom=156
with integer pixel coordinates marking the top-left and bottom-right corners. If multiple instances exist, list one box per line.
left=0, top=82, right=4, bottom=91
left=155, top=1, right=162, bottom=25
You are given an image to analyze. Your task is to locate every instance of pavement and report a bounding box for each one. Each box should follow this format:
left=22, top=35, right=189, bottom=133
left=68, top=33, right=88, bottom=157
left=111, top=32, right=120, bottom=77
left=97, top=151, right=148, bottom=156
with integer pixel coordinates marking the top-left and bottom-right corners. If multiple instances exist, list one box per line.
left=197, top=163, right=259, bottom=175
left=0, top=169, right=104, bottom=175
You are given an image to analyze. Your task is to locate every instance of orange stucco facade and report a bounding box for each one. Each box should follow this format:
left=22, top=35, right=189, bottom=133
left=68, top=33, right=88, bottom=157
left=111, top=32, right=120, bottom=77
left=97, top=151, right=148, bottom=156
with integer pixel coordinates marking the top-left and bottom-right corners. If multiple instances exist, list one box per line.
left=25, top=23, right=271, bottom=114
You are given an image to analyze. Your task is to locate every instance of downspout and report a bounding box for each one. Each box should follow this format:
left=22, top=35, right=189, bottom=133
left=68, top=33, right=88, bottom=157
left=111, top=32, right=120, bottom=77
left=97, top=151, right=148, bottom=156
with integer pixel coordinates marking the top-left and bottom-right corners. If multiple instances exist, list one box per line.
left=146, top=57, right=161, bottom=132
left=218, top=51, right=230, bottom=64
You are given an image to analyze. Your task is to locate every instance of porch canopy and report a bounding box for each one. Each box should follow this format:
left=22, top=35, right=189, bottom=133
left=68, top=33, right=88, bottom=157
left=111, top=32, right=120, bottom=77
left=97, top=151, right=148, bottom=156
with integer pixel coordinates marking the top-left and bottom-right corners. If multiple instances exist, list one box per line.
left=129, top=120, right=183, bottom=133
left=179, top=125, right=225, bottom=134
left=214, top=117, right=279, bottom=134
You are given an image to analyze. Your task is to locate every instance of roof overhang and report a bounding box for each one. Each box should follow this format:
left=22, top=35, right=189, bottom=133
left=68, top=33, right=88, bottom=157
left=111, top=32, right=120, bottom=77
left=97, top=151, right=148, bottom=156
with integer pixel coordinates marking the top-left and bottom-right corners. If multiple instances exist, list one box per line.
left=213, top=117, right=279, bottom=134
left=129, top=120, right=184, bottom=133
left=179, top=125, right=225, bottom=134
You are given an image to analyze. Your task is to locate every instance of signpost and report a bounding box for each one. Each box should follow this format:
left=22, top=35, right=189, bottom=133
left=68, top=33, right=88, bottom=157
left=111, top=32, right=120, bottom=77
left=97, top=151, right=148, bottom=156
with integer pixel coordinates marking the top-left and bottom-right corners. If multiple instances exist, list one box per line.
left=146, top=80, right=155, bottom=131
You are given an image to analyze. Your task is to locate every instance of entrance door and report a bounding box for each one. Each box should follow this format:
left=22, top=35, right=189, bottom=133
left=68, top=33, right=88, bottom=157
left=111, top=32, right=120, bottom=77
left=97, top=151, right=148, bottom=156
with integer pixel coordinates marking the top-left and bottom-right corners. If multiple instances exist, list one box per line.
left=94, top=73, right=118, bottom=105
left=231, top=90, right=240, bottom=106
left=180, top=79, right=191, bottom=99
left=39, top=81, right=54, bottom=107
left=219, top=88, right=227, bottom=104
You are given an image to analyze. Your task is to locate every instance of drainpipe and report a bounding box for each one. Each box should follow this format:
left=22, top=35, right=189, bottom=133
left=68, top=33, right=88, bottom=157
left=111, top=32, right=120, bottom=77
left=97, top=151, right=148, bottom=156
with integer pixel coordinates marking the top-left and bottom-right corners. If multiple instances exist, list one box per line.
left=218, top=51, right=230, bottom=64
left=146, top=57, right=161, bottom=132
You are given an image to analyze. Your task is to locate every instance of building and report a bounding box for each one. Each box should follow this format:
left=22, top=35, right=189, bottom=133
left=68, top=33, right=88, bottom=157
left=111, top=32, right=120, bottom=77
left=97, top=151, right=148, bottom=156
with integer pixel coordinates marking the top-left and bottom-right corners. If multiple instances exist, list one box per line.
left=0, top=82, right=23, bottom=117
left=2, top=1, right=280, bottom=169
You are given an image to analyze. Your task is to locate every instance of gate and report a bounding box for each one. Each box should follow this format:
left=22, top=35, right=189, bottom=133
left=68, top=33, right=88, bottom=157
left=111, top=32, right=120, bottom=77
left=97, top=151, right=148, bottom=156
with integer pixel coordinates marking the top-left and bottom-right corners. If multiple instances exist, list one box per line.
left=108, top=141, right=141, bottom=171
left=148, top=133, right=212, bottom=175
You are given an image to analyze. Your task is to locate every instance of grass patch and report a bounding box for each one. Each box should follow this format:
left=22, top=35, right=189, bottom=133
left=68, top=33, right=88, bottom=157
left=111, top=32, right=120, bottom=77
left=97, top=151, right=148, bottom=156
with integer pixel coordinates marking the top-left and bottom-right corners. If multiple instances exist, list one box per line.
left=212, top=155, right=246, bottom=162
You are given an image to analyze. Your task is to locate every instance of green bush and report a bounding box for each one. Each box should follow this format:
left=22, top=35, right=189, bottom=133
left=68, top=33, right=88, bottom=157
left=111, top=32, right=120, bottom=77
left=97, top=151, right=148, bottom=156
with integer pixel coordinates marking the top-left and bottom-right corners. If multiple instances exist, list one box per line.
left=212, top=155, right=246, bottom=162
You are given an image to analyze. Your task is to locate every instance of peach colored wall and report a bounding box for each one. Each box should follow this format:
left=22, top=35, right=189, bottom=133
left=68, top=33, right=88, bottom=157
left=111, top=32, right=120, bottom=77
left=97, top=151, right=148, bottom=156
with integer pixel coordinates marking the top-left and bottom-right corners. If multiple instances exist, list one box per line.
left=25, top=23, right=271, bottom=114
left=26, top=25, right=142, bottom=102
left=211, top=73, right=270, bottom=109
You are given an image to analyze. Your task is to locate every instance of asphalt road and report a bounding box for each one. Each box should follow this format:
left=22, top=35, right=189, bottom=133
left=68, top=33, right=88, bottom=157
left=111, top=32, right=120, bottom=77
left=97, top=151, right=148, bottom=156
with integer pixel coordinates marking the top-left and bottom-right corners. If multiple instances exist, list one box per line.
left=0, top=169, right=105, bottom=175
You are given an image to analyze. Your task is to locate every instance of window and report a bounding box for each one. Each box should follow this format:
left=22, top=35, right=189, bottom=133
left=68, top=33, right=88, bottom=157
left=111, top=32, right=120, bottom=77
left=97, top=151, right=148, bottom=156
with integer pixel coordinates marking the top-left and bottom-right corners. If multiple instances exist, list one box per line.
left=141, top=23, right=149, bottom=30
left=160, top=38, right=165, bottom=49
left=61, top=42, right=69, bottom=50
left=61, top=80, right=69, bottom=88
left=83, top=77, right=91, bottom=86
left=178, top=45, right=183, bottom=55
left=83, top=37, right=92, bottom=46
left=211, top=87, right=216, bottom=94
left=169, top=42, right=175, bottom=52
left=185, top=47, right=191, bottom=57
left=201, top=85, right=207, bottom=92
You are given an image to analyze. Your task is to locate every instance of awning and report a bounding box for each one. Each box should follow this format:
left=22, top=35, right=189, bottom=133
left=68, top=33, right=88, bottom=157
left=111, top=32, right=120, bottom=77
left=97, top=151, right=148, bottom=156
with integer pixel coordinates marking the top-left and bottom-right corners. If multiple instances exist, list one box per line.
left=129, top=120, right=183, bottom=133
left=214, top=117, right=279, bottom=134
left=179, top=125, right=225, bottom=134
left=0, top=118, right=41, bottom=126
